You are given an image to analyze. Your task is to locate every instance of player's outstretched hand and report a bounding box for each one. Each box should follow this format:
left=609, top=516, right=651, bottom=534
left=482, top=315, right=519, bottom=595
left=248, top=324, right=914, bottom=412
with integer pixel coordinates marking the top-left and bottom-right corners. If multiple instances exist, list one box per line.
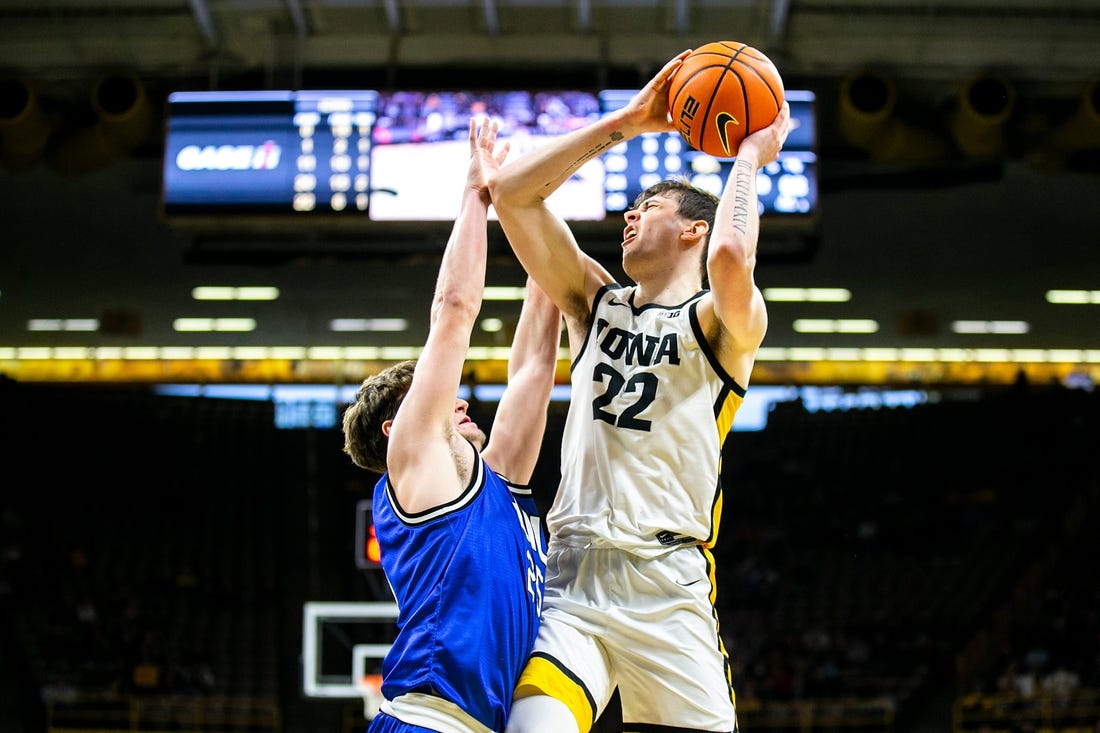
left=621, top=50, right=693, bottom=134
left=467, top=117, right=510, bottom=204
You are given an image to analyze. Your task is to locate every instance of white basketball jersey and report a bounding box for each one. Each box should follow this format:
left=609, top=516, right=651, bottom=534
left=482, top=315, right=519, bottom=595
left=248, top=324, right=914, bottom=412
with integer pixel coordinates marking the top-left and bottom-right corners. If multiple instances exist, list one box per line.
left=551, top=284, right=746, bottom=557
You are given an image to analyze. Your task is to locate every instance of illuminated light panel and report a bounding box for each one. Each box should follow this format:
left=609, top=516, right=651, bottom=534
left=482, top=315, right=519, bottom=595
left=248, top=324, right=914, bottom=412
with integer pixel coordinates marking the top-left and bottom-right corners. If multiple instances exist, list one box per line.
left=121, top=347, right=159, bottom=359
left=377, top=347, right=421, bottom=360
left=787, top=347, right=827, bottom=360
left=214, top=318, right=256, bottom=332
left=53, top=347, right=91, bottom=359
left=466, top=347, right=515, bottom=360
left=1048, top=350, right=1085, bottom=362
left=236, top=287, right=280, bottom=300
left=343, top=347, right=382, bottom=360
left=1045, top=289, right=1100, bottom=304
left=763, top=287, right=851, bottom=302
left=938, top=349, right=970, bottom=362
left=232, top=347, right=270, bottom=359
left=952, top=320, right=1029, bottom=334
left=192, top=286, right=280, bottom=301
left=175, top=318, right=214, bottom=332
left=27, top=318, right=100, bottom=332
left=838, top=320, right=879, bottom=334
left=194, top=347, right=233, bottom=359
left=173, top=318, right=257, bottom=332
left=2, top=346, right=1098, bottom=365
left=307, top=347, right=344, bottom=360
left=329, top=318, right=408, bottom=332
left=480, top=318, right=504, bottom=333
left=755, top=347, right=787, bottom=361
left=793, top=319, right=879, bottom=334
left=270, top=347, right=308, bottom=359
left=192, top=287, right=234, bottom=300
left=483, top=286, right=526, bottom=300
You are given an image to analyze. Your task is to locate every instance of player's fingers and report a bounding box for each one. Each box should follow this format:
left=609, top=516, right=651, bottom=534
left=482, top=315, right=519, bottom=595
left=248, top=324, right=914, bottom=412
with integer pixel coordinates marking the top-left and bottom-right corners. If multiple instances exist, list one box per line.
left=479, top=117, right=499, bottom=147
left=656, top=50, right=691, bottom=84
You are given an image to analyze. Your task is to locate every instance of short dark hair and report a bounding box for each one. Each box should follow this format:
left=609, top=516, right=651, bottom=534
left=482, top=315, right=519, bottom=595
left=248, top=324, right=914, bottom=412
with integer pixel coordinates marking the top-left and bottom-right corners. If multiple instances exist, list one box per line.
left=341, top=359, right=417, bottom=474
left=632, top=177, right=720, bottom=234
left=632, top=177, right=720, bottom=281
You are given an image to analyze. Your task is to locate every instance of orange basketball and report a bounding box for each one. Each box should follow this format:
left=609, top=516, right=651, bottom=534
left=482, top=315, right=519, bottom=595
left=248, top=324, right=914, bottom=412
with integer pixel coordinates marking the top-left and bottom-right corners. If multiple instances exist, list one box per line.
left=668, top=41, right=785, bottom=158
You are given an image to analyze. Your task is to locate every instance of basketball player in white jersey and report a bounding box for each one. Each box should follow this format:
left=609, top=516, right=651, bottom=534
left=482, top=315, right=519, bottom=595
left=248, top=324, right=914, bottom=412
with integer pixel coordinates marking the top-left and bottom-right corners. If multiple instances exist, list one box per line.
left=489, top=51, right=792, bottom=731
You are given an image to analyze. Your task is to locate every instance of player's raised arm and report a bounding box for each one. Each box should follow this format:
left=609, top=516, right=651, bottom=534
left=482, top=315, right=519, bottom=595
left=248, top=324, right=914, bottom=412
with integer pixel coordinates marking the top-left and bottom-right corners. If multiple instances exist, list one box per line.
left=481, top=277, right=561, bottom=485
left=705, top=102, right=791, bottom=362
left=385, top=118, right=508, bottom=512
left=488, top=51, right=692, bottom=322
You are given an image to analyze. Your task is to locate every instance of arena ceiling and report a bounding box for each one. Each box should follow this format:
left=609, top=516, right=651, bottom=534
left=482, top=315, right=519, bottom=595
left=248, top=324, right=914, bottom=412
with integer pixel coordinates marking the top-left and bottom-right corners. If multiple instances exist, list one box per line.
left=1, top=1, right=1099, bottom=388
left=1, top=1, right=1098, bottom=92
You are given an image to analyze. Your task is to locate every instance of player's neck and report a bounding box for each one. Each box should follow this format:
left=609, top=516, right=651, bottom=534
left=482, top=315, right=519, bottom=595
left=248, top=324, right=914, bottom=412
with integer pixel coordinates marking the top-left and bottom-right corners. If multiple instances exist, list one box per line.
left=633, top=273, right=702, bottom=307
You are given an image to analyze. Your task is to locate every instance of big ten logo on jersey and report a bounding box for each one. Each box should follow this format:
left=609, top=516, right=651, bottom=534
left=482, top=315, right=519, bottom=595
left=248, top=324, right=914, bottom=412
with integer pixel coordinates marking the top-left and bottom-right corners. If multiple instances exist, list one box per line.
left=510, top=501, right=546, bottom=614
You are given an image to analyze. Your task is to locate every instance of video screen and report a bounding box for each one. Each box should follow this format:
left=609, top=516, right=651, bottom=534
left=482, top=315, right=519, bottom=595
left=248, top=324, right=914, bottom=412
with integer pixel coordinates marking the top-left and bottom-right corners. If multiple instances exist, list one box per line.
left=161, top=87, right=818, bottom=232
left=367, top=90, right=606, bottom=221
left=598, top=89, right=818, bottom=221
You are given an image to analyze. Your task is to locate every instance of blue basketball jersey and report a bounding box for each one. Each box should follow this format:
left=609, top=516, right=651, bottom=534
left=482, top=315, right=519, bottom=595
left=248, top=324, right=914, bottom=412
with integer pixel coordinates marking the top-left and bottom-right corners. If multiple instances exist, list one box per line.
left=372, top=445, right=547, bottom=730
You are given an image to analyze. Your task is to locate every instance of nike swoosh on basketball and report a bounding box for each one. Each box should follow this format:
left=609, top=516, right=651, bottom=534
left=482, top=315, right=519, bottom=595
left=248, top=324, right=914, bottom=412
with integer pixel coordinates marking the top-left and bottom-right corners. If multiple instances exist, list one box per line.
left=714, top=112, right=740, bottom=157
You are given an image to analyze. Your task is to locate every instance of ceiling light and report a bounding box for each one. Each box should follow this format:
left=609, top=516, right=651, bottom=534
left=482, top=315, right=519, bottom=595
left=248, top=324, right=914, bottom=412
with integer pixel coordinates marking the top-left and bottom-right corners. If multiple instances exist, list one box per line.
left=192, top=286, right=279, bottom=301
left=951, top=320, right=1029, bottom=334
left=483, top=286, right=526, bottom=301
left=329, top=318, right=408, bottom=332
left=1046, top=289, right=1099, bottom=304
left=763, top=287, right=851, bottom=302
left=793, top=319, right=878, bottom=333
left=173, top=318, right=256, bottom=332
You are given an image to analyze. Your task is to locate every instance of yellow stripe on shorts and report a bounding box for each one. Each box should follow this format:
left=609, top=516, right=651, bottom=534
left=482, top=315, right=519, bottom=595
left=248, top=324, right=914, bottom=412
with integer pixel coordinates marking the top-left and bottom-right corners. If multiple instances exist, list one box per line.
left=513, top=653, right=595, bottom=732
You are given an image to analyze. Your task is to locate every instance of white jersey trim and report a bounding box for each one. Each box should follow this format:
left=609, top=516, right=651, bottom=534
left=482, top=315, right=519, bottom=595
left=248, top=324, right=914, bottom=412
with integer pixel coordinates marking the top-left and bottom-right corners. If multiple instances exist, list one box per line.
left=380, top=693, right=493, bottom=733
left=384, top=441, right=484, bottom=525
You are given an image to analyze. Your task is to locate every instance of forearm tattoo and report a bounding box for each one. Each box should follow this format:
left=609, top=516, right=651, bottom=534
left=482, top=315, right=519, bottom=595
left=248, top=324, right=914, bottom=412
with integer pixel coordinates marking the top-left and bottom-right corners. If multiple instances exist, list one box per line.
left=543, top=131, right=625, bottom=194
left=730, top=158, right=755, bottom=234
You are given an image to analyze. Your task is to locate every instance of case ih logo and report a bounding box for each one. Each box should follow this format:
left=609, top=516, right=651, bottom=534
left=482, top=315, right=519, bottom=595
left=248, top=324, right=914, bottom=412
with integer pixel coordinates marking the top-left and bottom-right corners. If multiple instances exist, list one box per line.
left=176, top=140, right=282, bottom=171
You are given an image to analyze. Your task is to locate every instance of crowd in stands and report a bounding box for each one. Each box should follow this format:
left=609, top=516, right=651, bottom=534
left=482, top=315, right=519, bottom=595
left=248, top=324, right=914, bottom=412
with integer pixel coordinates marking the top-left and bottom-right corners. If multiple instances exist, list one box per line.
left=1, top=376, right=1097, bottom=732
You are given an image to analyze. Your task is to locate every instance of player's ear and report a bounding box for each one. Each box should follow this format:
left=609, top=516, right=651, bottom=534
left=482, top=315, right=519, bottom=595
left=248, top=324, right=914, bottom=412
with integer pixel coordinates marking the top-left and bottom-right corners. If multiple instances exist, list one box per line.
left=683, top=219, right=709, bottom=243
left=381, top=418, right=394, bottom=437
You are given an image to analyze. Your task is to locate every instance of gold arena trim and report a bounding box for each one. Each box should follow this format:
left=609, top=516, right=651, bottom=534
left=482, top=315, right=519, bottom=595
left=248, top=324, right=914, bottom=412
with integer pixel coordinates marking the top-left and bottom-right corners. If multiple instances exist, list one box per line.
left=1, top=346, right=1097, bottom=386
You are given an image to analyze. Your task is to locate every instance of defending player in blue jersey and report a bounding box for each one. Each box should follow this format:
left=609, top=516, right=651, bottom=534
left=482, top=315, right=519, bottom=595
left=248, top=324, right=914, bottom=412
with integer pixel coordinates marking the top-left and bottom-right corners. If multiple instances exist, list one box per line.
left=341, top=118, right=561, bottom=732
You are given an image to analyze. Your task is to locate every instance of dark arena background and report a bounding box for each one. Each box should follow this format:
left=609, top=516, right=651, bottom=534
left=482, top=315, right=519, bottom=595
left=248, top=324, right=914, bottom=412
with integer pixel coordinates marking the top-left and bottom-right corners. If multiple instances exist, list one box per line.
left=2, top=2, right=1100, bottom=732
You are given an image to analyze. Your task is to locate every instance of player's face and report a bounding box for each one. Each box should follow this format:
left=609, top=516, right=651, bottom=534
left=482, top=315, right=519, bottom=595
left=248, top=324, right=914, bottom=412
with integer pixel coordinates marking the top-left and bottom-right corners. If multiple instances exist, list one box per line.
left=453, top=397, right=486, bottom=448
left=621, top=192, right=687, bottom=271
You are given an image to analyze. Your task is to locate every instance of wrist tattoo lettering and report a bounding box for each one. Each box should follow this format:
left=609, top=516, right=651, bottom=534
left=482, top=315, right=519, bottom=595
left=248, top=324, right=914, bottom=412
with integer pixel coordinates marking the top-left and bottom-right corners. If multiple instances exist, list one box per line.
left=730, top=159, right=754, bottom=234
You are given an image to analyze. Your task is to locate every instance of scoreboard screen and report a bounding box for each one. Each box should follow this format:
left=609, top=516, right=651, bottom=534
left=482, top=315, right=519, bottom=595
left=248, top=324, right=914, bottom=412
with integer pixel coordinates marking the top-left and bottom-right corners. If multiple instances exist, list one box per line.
left=598, top=89, right=818, bottom=226
left=162, top=90, right=378, bottom=218
left=161, top=88, right=818, bottom=235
